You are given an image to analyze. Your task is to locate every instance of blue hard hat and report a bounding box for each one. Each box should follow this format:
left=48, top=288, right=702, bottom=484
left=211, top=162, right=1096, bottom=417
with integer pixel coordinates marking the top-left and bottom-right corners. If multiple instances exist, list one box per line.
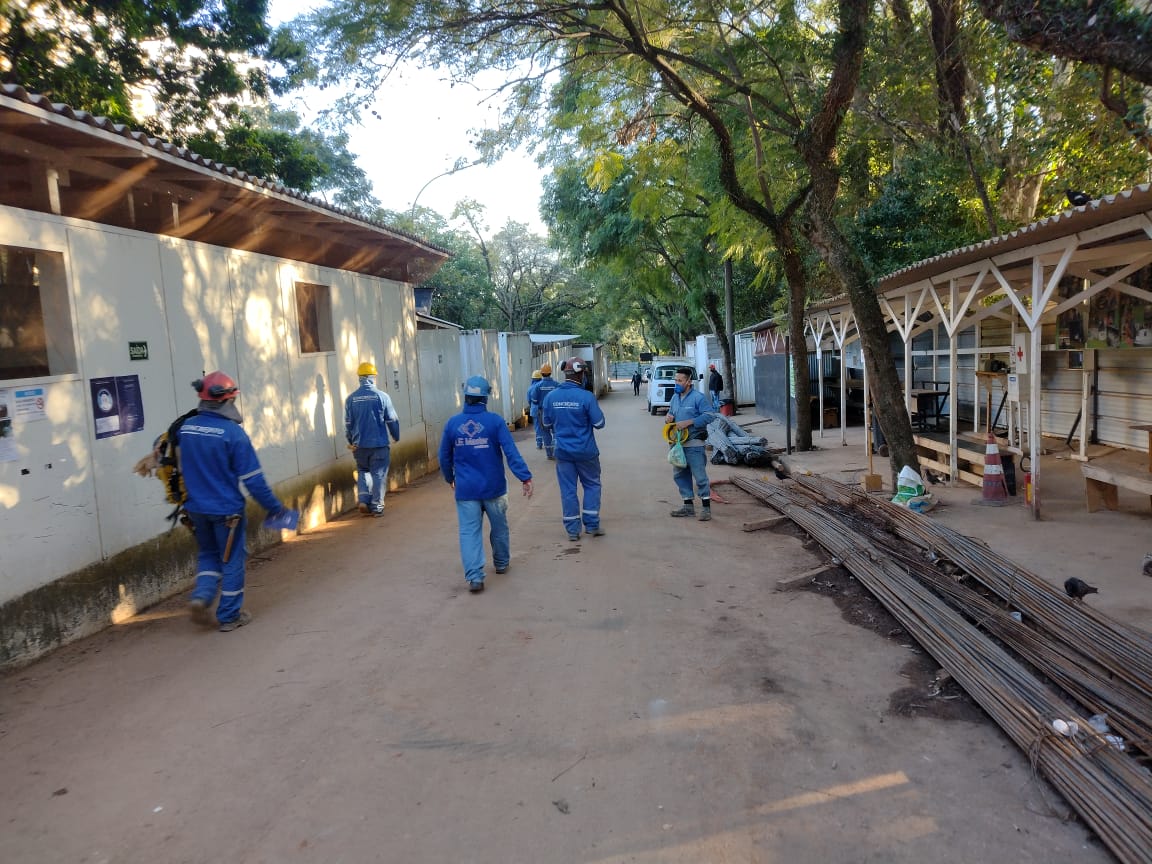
left=463, top=375, right=492, bottom=397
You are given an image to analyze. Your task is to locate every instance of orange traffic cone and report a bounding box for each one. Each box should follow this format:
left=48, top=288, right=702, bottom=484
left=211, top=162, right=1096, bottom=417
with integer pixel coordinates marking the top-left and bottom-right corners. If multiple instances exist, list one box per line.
left=974, top=431, right=1010, bottom=506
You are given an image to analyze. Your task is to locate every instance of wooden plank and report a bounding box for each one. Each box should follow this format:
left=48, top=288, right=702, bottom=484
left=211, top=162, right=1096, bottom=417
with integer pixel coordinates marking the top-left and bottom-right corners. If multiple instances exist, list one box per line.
left=742, top=515, right=788, bottom=532
left=1085, top=477, right=1119, bottom=512
left=1081, top=463, right=1152, bottom=495
left=775, top=564, right=835, bottom=592
left=917, top=454, right=984, bottom=487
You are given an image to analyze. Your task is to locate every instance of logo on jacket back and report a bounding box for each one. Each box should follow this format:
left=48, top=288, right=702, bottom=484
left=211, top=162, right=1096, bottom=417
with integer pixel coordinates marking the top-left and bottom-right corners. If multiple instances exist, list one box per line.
left=455, top=418, right=490, bottom=447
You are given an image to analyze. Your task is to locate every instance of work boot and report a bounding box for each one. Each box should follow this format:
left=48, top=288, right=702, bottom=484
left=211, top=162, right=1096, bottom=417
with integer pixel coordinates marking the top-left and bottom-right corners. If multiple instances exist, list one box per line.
left=188, top=598, right=212, bottom=627
left=357, top=502, right=370, bottom=516
left=669, top=501, right=695, bottom=517
left=219, top=610, right=252, bottom=632
left=698, top=506, right=712, bottom=522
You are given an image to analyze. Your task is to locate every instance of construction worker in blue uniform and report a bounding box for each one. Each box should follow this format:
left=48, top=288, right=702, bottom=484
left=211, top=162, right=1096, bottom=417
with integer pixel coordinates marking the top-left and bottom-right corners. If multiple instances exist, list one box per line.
left=439, top=376, right=534, bottom=593
left=530, top=363, right=560, bottom=459
left=541, top=357, right=606, bottom=540
left=666, top=366, right=715, bottom=521
left=180, top=371, right=289, bottom=631
left=344, top=361, right=401, bottom=516
left=527, top=369, right=543, bottom=448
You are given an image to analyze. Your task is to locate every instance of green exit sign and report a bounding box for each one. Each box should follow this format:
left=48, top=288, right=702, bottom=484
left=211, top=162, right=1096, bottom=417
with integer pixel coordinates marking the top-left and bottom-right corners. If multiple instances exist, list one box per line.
left=128, top=341, right=149, bottom=361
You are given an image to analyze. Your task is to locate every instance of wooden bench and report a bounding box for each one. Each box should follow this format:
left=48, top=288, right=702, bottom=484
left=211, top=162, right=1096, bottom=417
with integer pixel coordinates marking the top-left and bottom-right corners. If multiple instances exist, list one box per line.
left=1080, top=461, right=1152, bottom=513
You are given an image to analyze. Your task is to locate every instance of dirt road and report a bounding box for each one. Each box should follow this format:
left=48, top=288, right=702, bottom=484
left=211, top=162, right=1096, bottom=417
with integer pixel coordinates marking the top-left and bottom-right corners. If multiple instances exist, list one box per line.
left=0, top=386, right=1107, bottom=863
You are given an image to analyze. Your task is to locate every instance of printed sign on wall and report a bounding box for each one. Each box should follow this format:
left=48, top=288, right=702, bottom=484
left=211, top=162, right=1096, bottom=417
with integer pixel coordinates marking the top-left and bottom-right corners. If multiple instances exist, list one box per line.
left=90, top=375, right=145, bottom=440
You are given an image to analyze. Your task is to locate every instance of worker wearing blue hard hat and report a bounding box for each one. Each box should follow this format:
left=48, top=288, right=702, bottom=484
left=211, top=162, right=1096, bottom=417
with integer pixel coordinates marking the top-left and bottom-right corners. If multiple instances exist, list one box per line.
left=439, top=376, right=534, bottom=594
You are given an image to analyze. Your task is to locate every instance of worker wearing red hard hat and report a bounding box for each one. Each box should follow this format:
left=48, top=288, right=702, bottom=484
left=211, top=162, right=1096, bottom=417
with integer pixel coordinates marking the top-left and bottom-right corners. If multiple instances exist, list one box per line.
left=181, top=371, right=290, bottom=632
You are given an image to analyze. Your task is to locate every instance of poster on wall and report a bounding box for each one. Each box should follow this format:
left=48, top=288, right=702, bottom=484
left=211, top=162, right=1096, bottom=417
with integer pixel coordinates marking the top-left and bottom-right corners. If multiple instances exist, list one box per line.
left=13, top=386, right=46, bottom=421
left=90, top=375, right=145, bottom=440
left=0, top=388, right=16, bottom=462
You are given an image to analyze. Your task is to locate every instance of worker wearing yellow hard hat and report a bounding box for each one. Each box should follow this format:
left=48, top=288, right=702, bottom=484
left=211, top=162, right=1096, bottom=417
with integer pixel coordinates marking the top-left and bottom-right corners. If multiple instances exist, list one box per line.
left=529, top=364, right=560, bottom=457
left=345, top=361, right=400, bottom=517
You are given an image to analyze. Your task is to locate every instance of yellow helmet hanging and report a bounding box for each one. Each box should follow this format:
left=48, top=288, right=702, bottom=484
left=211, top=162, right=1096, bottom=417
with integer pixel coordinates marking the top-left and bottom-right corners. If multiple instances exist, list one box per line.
left=662, top=423, right=689, bottom=444
left=357, top=362, right=378, bottom=376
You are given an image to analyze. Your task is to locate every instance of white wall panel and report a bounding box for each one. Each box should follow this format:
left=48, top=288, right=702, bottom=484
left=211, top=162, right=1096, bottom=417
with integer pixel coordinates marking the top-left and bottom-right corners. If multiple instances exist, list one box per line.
left=228, top=252, right=296, bottom=484
left=0, top=210, right=102, bottom=602
left=69, top=224, right=178, bottom=558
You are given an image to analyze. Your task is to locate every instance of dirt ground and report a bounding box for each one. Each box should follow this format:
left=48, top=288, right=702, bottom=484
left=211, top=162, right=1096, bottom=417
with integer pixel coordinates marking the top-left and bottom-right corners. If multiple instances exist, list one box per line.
left=0, top=383, right=1126, bottom=863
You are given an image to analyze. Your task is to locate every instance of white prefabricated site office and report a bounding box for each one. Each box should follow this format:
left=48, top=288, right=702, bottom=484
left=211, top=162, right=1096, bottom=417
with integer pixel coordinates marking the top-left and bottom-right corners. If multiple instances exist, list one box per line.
left=0, top=85, right=462, bottom=665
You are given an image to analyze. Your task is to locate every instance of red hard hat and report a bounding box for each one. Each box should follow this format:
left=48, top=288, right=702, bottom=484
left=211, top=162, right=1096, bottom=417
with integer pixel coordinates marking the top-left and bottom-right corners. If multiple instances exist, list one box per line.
left=565, top=356, right=585, bottom=376
left=192, top=371, right=239, bottom=401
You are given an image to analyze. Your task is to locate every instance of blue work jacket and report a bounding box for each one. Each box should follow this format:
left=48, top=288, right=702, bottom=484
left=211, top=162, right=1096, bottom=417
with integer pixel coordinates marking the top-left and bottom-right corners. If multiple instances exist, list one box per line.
left=345, top=379, right=400, bottom=448
left=439, top=403, right=532, bottom=501
left=541, top=380, right=605, bottom=462
left=668, top=388, right=714, bottom=447
left=178, top=411, right=281, bottom=515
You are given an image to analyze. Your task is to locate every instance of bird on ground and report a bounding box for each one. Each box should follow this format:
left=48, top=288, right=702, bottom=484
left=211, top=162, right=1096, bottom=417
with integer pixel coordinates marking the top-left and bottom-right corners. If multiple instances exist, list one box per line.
left=1143, top=553, right=1152, bottom=578
left=1066, top=188, right=1092, bottom=207
left=1064, top=577, right=1099, bottom=600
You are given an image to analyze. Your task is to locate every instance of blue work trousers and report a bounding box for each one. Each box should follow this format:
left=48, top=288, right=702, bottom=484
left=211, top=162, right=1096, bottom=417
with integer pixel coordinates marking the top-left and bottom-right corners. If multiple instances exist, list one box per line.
left=188, top=511, right=248, bottom=624
left=455, top=496, right=510, bottom=586
left=354, top=446, right=391, bottom=512
left=556, top=457, right=601, bottom=537
left=534, top=416, right=554, bottom=455
left=673, top=445, right=711, bottom=502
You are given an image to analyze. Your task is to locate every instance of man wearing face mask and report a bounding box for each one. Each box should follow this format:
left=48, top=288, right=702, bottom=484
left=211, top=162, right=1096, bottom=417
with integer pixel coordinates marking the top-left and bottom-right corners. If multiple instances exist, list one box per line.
left=665, top=366, right=715, bottom=521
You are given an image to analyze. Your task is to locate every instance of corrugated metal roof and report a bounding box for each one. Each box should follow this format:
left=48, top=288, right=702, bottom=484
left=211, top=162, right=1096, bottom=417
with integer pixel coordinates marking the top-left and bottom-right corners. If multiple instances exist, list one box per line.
left=879, top=183, right=1152, bottom=290
left=802, top=184, right=1152, bottom=316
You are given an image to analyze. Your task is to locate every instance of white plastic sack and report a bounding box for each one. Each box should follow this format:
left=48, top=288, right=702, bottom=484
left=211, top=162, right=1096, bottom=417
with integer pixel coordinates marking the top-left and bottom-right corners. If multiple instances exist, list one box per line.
left=892, top=465, right=927, bottom=505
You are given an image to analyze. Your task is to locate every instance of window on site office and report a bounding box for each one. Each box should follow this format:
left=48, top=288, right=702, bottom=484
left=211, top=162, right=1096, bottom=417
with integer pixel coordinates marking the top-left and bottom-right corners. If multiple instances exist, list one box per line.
left=295, top=282, right=334, bottom=354
left=0, top=245, right=77, bottom=381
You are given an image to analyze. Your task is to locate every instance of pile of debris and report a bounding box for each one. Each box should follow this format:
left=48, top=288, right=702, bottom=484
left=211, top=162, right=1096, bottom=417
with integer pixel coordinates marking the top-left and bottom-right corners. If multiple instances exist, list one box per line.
left=706, top=414, right=777, bottom=466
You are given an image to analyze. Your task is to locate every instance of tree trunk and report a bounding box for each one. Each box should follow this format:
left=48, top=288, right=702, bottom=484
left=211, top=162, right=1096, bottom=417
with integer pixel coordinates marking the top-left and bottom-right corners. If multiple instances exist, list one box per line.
left=779, top=230, right=813, bottom=450
left=804, top=178, right=920, bottom=478
left=797, top=0, right=918, bottom=477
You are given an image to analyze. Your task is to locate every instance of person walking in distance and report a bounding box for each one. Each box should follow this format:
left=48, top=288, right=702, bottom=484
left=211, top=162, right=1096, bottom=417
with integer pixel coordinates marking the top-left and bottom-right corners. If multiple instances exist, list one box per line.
left=530, top=363, right=560, bottom=459
left=527, top=369, right=544, bottom=449
left=345, top=361, right=400, bottom=516
left=667, top=366, right=716, bottom=521
left=541, top=357, right=606, bottom=540
left=707, top=363, right=723, bottom=410
left=439, top=376, right=534, bottom=594
left=631, top=369, right=642, bottom=396
left=181, top=372, right=290, bottom=631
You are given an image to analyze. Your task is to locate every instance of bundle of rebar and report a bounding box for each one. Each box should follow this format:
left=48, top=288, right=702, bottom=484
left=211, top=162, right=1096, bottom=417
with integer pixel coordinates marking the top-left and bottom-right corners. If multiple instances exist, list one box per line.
left=732, top=474, right=1152, bottom=864
left=794, top=473, right=1152, bottom=752
left=705, top=415, right=773, bottom=466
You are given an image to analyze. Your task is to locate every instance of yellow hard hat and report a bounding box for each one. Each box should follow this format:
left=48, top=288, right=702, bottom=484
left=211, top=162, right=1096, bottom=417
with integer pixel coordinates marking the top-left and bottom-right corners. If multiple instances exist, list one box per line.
left=532, top=370, right=543, bottom=379
left=357, top=362, right=377, bottom=376
left=663, top=423, right=689, bottom=444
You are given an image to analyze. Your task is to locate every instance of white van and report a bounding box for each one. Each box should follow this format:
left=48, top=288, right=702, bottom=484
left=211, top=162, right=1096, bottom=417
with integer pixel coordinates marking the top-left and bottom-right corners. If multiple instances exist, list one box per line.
left=646, top=358, right=698, bottom=415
